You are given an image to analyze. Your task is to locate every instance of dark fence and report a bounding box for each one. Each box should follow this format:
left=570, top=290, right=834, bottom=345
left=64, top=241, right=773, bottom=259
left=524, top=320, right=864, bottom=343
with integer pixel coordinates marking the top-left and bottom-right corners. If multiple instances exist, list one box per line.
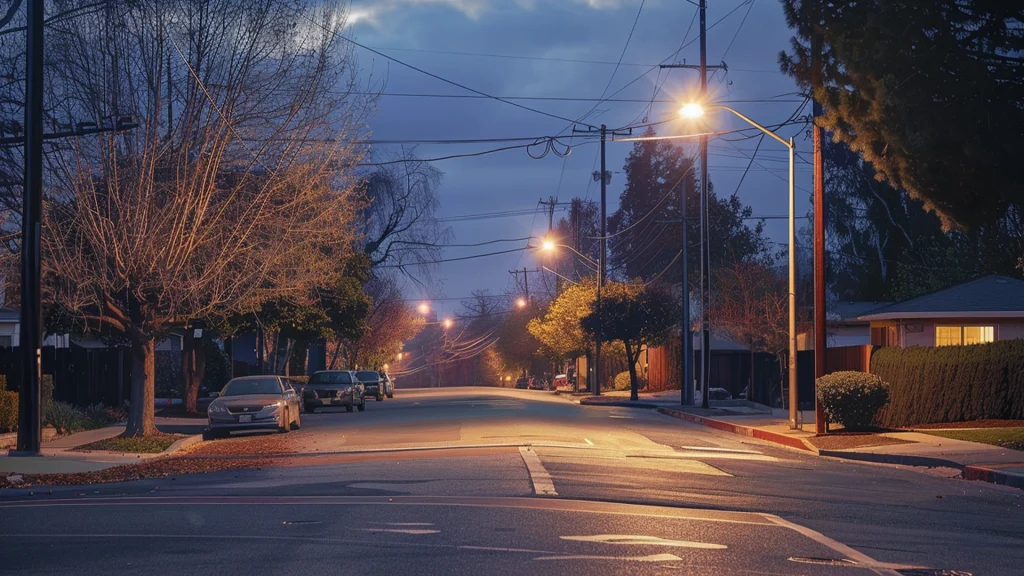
left=647, top=343, right=869, bottom=409
left=0, top=345, right=132, bottom=407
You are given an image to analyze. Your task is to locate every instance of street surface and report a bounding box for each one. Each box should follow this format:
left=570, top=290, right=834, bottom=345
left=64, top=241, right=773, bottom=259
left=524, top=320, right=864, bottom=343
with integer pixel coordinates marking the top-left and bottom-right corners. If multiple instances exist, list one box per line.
left=2, top=387, right=1022, bottom=575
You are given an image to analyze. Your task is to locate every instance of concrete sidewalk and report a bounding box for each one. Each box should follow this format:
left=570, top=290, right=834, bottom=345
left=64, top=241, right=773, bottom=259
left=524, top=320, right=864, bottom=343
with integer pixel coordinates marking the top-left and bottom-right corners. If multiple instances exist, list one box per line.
left=1, top=417, right=204, bottom=476
left=654, top=407, right=1024, bottom=489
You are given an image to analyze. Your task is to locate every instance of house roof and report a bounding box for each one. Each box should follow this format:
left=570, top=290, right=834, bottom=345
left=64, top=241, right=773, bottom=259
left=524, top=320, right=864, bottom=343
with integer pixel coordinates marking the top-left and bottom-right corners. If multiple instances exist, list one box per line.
left=858, top=275, right=1024, bottom=321
left=830, top=301, right=892, bottom=322
left=0, top=307, right=19, bottom=322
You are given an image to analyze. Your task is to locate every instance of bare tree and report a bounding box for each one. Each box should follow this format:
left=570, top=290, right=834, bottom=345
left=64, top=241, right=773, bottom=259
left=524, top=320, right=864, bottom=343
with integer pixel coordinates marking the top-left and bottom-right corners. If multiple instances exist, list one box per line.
left=360, top=153, right=451, bottom=280
left=32, top=0, right=371, bottom=436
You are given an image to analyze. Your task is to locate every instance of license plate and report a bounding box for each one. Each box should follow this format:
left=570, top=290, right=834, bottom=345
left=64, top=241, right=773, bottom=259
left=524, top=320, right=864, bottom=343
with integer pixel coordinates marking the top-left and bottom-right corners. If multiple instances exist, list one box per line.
left=321, top=398, right=331, bottom=405
left=238, top=415, right=252, bottom=423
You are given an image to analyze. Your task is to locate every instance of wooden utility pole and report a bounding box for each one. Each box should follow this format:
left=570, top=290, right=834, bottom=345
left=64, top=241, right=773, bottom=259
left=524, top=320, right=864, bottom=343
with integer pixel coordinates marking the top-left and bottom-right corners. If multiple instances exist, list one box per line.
left=812, top=27, right=828, bottom=434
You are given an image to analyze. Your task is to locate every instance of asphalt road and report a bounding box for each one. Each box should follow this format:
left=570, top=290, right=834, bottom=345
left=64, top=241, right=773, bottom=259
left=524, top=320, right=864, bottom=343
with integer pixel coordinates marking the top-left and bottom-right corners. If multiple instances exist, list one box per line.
left=2, top=387, right=1022, bottom=575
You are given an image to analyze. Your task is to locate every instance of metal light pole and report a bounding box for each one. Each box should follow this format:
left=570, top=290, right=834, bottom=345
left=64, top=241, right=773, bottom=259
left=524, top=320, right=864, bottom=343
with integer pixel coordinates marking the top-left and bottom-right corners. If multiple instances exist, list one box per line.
left=13, top=0, right=44, bottom=456
left=679, top=103, right=800, bottom=428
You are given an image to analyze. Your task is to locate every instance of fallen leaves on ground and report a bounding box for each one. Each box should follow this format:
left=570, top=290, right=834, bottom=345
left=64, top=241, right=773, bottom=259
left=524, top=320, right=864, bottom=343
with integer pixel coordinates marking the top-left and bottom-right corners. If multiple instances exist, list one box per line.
left=71, top=433, right=183, bottom=454
left=808, top=433, right=915, bottom=451
left=183, top=431, right=301, bottom=457
left=0, top=456, right=273, bottom=489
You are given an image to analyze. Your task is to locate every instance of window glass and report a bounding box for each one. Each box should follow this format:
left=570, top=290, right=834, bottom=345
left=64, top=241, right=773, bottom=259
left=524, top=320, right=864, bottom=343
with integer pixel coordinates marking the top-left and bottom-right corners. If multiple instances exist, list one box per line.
left=964, top=326, right=995, bottom=345
left=935, top=326, right=962, bottom=346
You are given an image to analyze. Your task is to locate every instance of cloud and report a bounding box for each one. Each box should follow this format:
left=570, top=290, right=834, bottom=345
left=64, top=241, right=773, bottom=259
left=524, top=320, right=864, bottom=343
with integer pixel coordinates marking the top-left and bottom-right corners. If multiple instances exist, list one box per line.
left=348, top=0, right=636, bottom=29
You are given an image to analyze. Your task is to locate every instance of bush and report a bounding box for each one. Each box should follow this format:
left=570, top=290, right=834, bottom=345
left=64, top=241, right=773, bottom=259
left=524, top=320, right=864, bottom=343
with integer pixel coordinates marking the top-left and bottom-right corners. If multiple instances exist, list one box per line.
left=871, top=340, right=1024, bottom=427
left=613, top=371, right=647, bottom=391
left=45, top=401, right=87, bottom=435
left=817, top=371, right=890, bottom=431
left=0, top=390, right=17, bottom=433
left=84, top=403, right=126, bottom=426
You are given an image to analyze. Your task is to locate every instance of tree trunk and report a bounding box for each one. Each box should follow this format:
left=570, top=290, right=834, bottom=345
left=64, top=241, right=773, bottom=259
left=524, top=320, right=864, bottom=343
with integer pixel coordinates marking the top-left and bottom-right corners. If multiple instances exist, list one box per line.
left=181, top=331, right=208, bottom=414
left=328, top=340, right=341, bottom=370
left=124, top=337, right=156, bottom=437
left=625, top=341, right=640, bottom=402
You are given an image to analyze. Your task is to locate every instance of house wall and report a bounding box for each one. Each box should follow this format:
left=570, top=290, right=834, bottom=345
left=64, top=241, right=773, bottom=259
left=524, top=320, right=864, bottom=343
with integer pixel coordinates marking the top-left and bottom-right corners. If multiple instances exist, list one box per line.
left=871, top=318, right=1024, bottom=348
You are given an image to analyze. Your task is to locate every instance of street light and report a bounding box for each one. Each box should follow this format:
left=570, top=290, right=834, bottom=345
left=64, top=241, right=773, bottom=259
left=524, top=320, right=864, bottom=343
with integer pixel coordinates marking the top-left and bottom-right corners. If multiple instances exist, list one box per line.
left=680, top=102, right=800, bottom=430
left=516, top=297, right=527, bottom=309
left=443, top=318, right=453, bottom=330
left=540, top=238, right=598, bottom=269
left=417, top=303, right=430, bottom=315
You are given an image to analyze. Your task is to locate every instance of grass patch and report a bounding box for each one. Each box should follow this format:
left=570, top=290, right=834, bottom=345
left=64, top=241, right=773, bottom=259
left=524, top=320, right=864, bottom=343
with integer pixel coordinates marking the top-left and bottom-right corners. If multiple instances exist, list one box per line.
left=73, top=434, right=182, bottom=454
left=920, top=427, right=1024, bottom=451
left=808, top=433, right=915, bottom=451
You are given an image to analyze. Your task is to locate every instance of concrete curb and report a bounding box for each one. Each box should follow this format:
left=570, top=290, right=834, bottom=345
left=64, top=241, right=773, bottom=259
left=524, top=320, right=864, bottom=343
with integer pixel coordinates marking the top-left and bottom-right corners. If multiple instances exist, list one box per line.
left=657, top=407, right=815, bottom=452
left=578, top=398, right=660, bottom=409
left=963, top=465, right=1024, bottom=489
left=815, top=450, right=963, bottom=470
left=161, top=434, right=203, bottom=458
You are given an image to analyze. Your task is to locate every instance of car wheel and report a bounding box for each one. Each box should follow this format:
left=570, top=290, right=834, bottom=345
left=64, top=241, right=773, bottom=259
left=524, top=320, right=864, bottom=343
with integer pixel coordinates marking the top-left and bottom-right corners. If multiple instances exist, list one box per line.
left=203, top=428, right=216, bottom=441
left=346, top=404, right=354, bottom=413
left=386, top=392, right=393, bottom=399
left=357, top=402, right=365, bottom=412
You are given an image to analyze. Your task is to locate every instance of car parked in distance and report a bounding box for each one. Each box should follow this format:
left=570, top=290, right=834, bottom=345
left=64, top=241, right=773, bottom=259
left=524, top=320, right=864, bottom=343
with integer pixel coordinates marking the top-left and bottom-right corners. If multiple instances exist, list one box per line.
left=379, top=371, right=395, bottom=399
left=514, top=377, right=529, bottom=389
left=303, top=370, right=365, bottom=413
left=708, top=387, right=733, bottom=401
left=355, top=370, right=385, bottom=401
left=205, top=375, right=301, bottom=439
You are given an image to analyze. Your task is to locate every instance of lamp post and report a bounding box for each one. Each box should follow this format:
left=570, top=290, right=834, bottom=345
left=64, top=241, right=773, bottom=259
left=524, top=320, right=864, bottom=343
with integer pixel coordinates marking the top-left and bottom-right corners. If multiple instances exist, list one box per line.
left=540, top=239, right=599, bottom=269
left=680, top=103, right=800, bottom=429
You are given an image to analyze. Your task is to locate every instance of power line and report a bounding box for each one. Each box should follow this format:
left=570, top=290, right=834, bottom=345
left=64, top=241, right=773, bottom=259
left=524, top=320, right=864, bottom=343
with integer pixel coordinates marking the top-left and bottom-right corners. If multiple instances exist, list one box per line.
left=376, top=246, right=532, bottom=269
left=361, top=45, right=782, bottom=74
left=298, top=14, right=590, bottom=127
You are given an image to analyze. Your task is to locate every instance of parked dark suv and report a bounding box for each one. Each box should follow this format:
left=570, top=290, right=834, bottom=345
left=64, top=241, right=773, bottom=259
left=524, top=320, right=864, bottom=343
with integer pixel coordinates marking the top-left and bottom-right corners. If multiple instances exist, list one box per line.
left=355, top=370, right=385, bottom=401
left=302, top=370, right=365, bottom=413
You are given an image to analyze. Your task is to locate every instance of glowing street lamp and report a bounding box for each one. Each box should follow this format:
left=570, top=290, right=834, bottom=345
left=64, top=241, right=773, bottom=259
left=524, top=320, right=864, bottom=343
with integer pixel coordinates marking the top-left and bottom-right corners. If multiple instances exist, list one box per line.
left=679, top=100, right=799, bottom=429
left=417, top=303, right=430, bottom=315
left=516, top=297, right=527, bottom=309
left=443, top=318, right=452, bottom=330
left=540, top=237, right=598, bottom=268
left=541, top=239, right=556, bottom=252
left=679, top=102, right=705, bottom=119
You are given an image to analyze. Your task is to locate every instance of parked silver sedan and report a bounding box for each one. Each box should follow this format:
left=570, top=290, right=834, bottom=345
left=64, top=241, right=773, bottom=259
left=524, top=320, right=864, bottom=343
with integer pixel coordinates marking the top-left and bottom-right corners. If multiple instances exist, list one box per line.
left=204, top=375, right=301, bottom=439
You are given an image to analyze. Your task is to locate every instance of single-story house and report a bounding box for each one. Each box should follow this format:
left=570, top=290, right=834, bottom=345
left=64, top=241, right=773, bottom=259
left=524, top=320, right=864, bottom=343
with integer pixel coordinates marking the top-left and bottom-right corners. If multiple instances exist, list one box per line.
left=797, top=301, right=893, bottom=350
left=858, top=275, right=1024, bottom=348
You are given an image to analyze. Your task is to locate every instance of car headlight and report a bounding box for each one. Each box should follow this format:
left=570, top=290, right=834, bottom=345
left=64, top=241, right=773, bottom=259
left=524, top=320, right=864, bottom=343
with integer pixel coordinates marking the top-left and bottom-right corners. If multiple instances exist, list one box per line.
left=208, top=403, right=227, bottom=414
left=263, top=402, right=283, bottom=412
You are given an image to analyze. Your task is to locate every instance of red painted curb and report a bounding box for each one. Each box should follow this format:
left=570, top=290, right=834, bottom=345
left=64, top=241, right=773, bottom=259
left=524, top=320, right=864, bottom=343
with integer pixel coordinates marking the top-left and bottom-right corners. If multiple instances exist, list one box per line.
left=657, top=408, right=814, bottom=452
left=963, top=465, right=1024, bottom=489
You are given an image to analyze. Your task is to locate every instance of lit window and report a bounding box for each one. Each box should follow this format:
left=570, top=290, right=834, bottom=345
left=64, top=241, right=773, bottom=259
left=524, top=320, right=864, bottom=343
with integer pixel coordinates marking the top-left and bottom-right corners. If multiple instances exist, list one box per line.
left=935, top=326, right=961, bottom=346
left=935, top=325, right=995, bottom=346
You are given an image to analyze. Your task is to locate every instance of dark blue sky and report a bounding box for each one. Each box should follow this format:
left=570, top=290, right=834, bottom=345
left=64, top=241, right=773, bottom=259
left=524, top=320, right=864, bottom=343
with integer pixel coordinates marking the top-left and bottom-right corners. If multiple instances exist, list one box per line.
left=348, top=0, right=812, bottom=317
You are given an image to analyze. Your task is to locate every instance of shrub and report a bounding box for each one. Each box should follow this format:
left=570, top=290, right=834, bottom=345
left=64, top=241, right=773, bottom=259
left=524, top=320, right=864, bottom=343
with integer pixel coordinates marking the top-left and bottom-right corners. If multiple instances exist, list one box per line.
left=817, top=371, right=890, bottom=431
left=41, top=375, right=54, bottom=410
left=84, top=403, right=126, bottom=426
left=0, top=390, right=17, bottom=433
left=45, top=401, right=86, bottom=435
left=871, top=340, right=1024, bottom=427
left=613, top=371, right=647, bottom=391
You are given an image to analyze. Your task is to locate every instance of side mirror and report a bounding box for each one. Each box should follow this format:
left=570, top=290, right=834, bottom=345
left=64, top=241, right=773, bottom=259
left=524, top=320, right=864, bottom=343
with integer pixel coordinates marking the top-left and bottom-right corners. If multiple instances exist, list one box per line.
left=209, top=392, right=219, bottom=398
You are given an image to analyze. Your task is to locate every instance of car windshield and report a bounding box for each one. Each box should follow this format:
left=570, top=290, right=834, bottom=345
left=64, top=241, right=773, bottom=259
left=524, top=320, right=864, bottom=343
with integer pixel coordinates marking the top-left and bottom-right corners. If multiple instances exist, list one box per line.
left=355, top=371, right=379, bottom=383
left=220, top=377, right=282, bottom=397
left=309, top=372, right=351, bottom=386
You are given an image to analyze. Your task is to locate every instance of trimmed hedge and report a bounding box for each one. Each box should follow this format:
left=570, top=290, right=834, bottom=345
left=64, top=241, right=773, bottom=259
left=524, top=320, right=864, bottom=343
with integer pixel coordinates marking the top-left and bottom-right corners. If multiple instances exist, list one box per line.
left=816, top=371, right=889, bottom=430
left=0, top=390, right=17, bottom=433
left=613, top=371, right=647, bottom=391
left=871, top=340, right=1024, bottom=427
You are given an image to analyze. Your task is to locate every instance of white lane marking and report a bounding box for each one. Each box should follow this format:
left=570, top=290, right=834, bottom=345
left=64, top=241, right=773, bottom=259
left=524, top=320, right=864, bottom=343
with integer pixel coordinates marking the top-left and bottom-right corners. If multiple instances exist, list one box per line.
left=609, top=415, right=633, bottom=419
left=374, top=522, right=435, bottom=526
left=762, top=514, right=902, bottom=576
left=519, top=446, right=557, bottom=496
left=535, top=553, right=682, bottom=562
left=561, top=534, right=726, bottom=549
left=584, top=438, right=594, bottom=446
left=357, top=528, right=439, bottom=535
left=680, top=446, right=762, bottom=454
